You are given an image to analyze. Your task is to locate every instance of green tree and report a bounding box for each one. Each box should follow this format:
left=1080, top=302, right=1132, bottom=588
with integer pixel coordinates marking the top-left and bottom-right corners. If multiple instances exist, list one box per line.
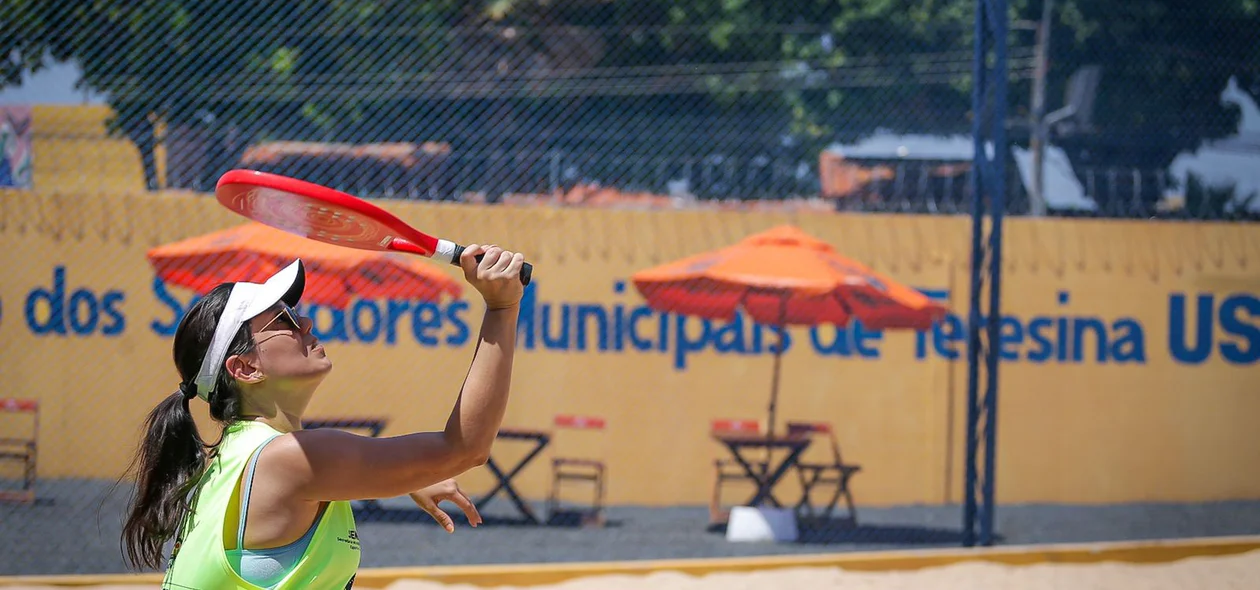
left=478, top=0, right=1040, bottom=162
left=5, top=0, right=1257, bottom=193
left=491, top=0, right=1258, bottom=157
left=1047, top=0, right=1260, bottom=155
left=0, top=0, right=468, bottom=189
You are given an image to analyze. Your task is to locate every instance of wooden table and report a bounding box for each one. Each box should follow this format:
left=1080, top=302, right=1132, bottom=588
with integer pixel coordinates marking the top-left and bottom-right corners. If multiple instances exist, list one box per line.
left=711, top=431, right=812, bottom=508
left=474, top=427, right=552, bottom=524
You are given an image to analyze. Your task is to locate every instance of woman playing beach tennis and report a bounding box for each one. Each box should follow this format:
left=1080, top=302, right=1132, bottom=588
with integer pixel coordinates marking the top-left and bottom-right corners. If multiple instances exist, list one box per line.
left=119, top=245, right=526, bottom=590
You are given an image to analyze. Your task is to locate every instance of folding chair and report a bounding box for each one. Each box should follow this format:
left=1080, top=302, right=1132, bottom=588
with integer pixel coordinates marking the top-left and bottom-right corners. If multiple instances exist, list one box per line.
left=708, top=418, right=765, bottom=525
left=547, top=414, right=607, bottom=526
left=0, top=399, right=39, bottom=503
left=787, top=421, right=861, bottom=523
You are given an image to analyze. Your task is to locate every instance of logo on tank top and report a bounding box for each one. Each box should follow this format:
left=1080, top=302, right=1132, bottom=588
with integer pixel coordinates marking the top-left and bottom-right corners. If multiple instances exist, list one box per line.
left=337, top=528, right=360, bottom=550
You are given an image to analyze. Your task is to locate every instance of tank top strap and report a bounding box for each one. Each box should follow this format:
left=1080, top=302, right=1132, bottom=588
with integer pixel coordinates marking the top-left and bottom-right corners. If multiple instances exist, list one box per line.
left=236, top=433, right=281, bottom=549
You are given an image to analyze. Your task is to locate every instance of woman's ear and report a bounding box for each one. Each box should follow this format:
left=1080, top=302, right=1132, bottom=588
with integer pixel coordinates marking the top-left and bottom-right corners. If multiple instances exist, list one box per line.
left=224, top=353, right=266, bottom=384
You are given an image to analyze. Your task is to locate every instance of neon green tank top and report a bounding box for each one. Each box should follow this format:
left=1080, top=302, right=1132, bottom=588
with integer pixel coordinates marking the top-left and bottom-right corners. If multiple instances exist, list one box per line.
left=162, top=421, right=361, bottom=590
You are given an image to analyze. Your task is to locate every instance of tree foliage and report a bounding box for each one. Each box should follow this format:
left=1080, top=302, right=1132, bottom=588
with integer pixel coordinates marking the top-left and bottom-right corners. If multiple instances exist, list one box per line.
left=3, top=0, right=1256, bottom=188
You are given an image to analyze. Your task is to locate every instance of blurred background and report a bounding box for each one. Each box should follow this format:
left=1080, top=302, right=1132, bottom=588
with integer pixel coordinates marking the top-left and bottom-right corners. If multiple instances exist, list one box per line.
left=1, top=0, right=1257, bottom=582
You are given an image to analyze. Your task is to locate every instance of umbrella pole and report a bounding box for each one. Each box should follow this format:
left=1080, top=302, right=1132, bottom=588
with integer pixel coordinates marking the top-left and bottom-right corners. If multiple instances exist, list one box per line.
left=767, top=335, right=783, bottom=443
left=767, top=294, right=788, bottom=444
left=760, top=327, right=785, bottom=486
left=764, top=295, right=791, bottom=485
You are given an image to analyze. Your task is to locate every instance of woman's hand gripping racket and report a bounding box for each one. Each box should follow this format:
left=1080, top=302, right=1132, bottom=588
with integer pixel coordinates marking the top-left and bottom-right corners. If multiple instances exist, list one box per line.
left=215, top=169, right=532, bottom=285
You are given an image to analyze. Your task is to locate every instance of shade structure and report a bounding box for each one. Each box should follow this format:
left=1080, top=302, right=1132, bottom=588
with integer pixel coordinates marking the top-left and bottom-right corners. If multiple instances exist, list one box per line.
left=631, top=224, right=949, bottom=441
left=632, top=224, right=947, bottom=330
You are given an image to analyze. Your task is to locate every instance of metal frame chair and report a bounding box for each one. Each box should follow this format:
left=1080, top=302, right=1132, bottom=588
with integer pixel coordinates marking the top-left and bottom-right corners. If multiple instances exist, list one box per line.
left=547, top=414, right=608, bottom=526
left=786, top=420, right=861, bottom=523
left=0, top=399, right=39, bottom=503
left=708, top=418, right=766, bottom=525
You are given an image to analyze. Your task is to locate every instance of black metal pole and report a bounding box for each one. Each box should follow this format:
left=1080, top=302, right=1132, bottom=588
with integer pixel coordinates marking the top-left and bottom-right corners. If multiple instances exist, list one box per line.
left=982, top=0, right=1009, bottom=546
left=965, top=0, right=1008, bottom=548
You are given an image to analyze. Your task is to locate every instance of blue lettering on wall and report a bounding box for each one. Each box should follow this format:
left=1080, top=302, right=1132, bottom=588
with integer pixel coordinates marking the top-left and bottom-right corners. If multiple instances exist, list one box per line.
left=146, top=274, right=472, bottom=348
left=26, top=266, right=68, bottom=335
left=100, top=291, right=127, bottom=336
left=575, top=305, right=608, bottom=352
left=410, top=302, right=443, bottom=346
left=1218, top=295, right=1260, bottom=364
left=674, top=314, right=711, bottom=369
left=303, top=298, right=471, bottom=348
left=504, top=281, right=1250, bottom=369
left=513, top=280, right=803, bottom=369
left=810, top=322, right=881, bottom=358
left=309, top=303, right=350, bottom=342
left=25, top=266, right=126, bottom=337
left=11, top=267, right=1257, bottom=368
left=1169, top=293, right=1213, bottom=364
left=1169, top=292, right=1260, bottom=365
left=151, top=277, right=197, bottom=336
left=915, top=290, right=1148, bottom=365
left=351, top=300, right=381, bottom=342
left=444, top=301, right=470, bottom=346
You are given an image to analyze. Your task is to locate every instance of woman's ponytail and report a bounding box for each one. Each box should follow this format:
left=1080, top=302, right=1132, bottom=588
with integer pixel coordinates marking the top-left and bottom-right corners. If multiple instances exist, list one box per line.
left=119, top=387, right=207, bottom=570
left=116, top=283, right=249, bottom=571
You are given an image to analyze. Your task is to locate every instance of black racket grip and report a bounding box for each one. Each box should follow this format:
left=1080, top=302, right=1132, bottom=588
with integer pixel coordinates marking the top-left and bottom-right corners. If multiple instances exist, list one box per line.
left=449, top=244, right=533, bottom=286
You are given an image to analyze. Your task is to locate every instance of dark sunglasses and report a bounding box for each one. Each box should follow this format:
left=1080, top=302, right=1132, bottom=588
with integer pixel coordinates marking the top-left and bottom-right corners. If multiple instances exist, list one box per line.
left=257, top=302, right=302, bottom=333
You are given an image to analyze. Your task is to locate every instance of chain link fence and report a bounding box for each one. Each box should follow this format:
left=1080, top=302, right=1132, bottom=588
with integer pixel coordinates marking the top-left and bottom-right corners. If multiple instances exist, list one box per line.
left=2, top=0, right=1260, bottom=583
left=6, top=1, right=1259, bottom=218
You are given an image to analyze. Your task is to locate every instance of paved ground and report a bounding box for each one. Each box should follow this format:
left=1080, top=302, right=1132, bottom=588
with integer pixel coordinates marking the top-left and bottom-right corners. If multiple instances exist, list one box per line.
left=4, top=479, right=1260, bottom=576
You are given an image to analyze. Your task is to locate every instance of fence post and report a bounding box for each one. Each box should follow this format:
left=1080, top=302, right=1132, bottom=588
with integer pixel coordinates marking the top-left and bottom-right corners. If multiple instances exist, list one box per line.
left=965, top=0, right=1008, bottom=549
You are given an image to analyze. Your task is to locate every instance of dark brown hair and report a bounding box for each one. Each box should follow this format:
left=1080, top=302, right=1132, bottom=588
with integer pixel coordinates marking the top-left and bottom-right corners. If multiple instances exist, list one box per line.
left=117, top=283, right=253, bottom=571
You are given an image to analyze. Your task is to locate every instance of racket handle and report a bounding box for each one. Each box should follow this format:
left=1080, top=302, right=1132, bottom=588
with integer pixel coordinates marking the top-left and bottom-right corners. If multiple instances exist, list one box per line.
left=450, top=244, right=533, bottom=286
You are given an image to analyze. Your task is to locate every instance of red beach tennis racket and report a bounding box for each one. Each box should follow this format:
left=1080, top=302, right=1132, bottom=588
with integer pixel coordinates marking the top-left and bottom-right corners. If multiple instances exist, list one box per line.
left=215, top=169, right=532, bottom=285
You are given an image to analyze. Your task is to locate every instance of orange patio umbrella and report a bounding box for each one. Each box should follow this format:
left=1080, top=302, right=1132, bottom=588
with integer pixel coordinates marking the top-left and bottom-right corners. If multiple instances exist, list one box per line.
left=146, top=222, right=462, bottom=308
left=631, top=224, right=948, bottom=438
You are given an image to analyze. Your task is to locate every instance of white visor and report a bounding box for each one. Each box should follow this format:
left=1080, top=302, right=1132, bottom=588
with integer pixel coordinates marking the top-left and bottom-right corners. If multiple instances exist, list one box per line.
left=192, top=259, right=306, bottom=400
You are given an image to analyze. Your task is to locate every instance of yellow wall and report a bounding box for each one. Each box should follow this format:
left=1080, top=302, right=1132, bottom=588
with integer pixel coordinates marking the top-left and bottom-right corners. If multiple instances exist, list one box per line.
left=1, top=189, right=1257, bottom=508
left=29, top=105, right=150, bottom=195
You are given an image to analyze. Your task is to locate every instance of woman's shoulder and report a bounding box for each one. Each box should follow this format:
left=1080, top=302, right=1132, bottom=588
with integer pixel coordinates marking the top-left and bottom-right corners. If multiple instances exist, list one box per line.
left=224, top=419, right=285, bottom=436
left=218, top=421, right=287, bottom=455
